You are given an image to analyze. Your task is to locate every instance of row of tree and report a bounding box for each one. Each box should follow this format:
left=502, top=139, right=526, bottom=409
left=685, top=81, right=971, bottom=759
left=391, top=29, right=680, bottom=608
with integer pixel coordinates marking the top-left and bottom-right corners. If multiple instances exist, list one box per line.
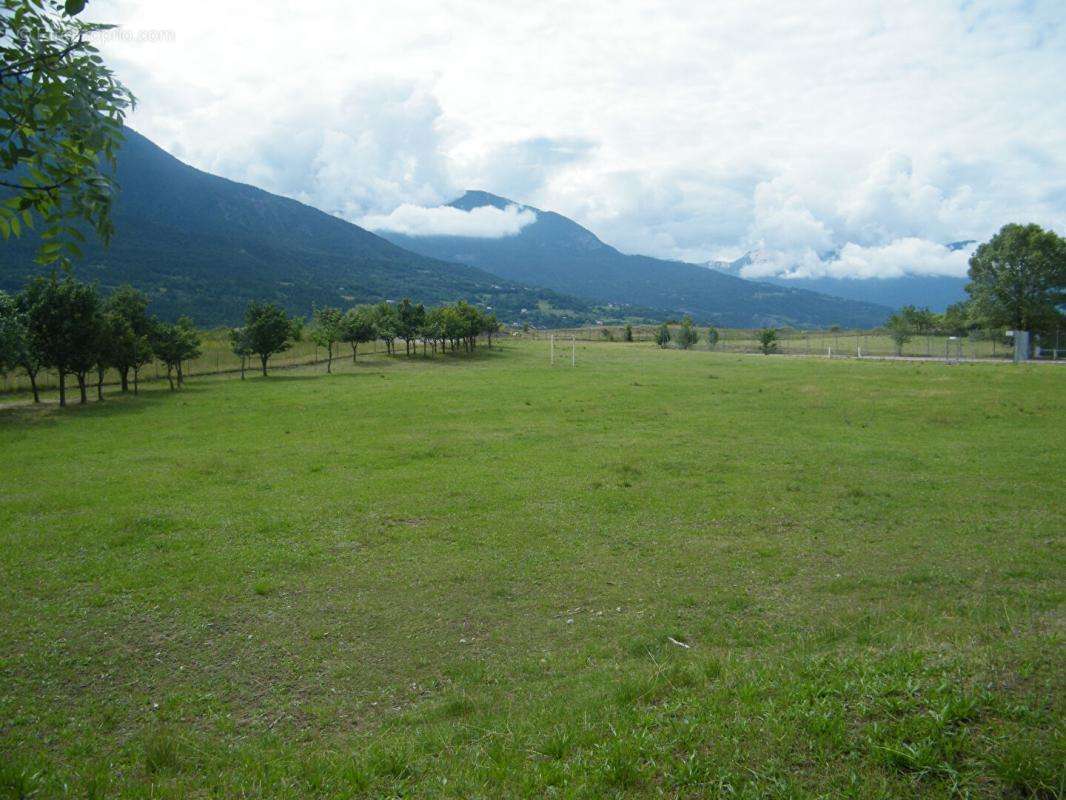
left=652, top=318, right=720, bottom=350
left=292, top=299, right=501, bottom=376
left=0, top=274, right=504, bottom=405
left=0, top=276, right=201, bottom=405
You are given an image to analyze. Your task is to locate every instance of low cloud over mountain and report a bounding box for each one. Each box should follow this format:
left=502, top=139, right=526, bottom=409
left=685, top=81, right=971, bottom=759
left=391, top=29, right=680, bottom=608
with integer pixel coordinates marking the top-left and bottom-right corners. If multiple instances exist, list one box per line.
left=362, top=203, right=537, bottom=238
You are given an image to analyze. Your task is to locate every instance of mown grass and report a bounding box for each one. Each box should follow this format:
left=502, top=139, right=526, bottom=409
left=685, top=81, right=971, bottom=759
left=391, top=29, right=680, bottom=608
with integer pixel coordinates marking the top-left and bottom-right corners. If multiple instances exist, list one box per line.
left=1, top=341, right=1062, bottom=798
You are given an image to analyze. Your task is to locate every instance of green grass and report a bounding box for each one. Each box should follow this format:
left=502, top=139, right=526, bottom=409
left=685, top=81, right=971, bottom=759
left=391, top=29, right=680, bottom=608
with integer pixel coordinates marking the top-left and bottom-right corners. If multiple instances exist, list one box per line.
left=1, top=341, right=1062, bottom=798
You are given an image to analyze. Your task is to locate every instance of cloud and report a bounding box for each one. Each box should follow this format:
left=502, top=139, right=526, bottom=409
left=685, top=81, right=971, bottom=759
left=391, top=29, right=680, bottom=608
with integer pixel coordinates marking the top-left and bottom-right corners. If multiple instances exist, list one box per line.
left=362, top=203, right=537, bottom=238
left=737, top=238, right=976, bottom=281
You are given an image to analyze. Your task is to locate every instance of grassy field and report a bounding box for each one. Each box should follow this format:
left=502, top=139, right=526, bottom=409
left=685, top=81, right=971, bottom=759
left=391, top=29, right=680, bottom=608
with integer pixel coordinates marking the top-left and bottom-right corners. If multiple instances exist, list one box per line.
left=1, top=341, right=1063, bottom=798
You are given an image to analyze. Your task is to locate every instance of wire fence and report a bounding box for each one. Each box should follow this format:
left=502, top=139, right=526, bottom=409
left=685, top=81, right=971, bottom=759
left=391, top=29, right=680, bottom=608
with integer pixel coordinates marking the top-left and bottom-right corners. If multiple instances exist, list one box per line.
left=519, top=325, right=1065, bottom=362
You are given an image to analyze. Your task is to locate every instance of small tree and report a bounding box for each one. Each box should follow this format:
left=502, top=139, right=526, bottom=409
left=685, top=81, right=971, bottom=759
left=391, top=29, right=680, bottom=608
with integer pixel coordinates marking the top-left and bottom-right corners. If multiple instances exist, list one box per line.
left=899, top=305, right=938, bottom=336
left=104, top=286, right=153, bottom=392
left=758, top=328, right=778, bottom=355
left=675, top=316, right=700, bottom=349
left=228, top=326, right=253, bottom=379
left=395, top=298, right=426, bottom=356
left=244, top=301, right=294, bottom=376
left=373, top=302, right=399, bottom=355
left=940, top=301, right=973, bottom=337
left=22, top=274, right=101, bottom=405
left=422, top=307, right=444, bottom=354
left=623, top=324, right=634, bottom=342
left=706, top=326, right=719, bottom=349
left=885, top=313, right=913, bottom=356
left=310, top=306, right=344, bottom=373
left=93, top=312, right=121, bottom=401
left=655, top=323, right=671, bottom=348
left=481, top=312, right=501, bottom=349
left=341, top=306, right=378, bottom=362
left=152, top=317, right=201, bottom=390
left=127, top=329, right=153, bottom=395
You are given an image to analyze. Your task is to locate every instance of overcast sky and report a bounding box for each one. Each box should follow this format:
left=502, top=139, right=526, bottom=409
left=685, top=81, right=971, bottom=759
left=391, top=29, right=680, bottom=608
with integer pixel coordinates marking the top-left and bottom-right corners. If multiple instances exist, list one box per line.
left=88, top=0, right=1065, bottom=280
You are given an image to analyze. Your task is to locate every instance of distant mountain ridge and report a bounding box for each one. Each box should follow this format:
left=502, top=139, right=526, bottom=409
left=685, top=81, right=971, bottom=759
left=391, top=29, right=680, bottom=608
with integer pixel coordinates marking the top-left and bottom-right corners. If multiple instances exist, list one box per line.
left=706, top=242, right=977, bottom=311
left=0, top=131, right=603, bottom=326
left=381, top=191, right=892, bottom=328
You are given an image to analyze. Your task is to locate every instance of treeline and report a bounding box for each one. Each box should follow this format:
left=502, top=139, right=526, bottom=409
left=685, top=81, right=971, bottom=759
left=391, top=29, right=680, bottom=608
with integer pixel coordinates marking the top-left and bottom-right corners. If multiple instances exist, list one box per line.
left=0, top=273, right=501, bottom=406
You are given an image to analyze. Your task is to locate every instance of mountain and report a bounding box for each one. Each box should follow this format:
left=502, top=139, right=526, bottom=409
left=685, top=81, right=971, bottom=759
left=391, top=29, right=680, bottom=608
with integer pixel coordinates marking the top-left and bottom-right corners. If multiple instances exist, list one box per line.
left=380, top=191, right=892, bottom=328
left=0, top=131, right=608, bottom=326
left=707, top=242, right=976, bottom=311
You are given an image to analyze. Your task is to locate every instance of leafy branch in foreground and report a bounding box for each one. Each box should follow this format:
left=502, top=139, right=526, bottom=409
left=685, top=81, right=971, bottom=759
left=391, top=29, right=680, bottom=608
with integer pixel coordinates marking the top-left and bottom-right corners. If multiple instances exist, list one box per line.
left=0, top=0, right=135, bottom=267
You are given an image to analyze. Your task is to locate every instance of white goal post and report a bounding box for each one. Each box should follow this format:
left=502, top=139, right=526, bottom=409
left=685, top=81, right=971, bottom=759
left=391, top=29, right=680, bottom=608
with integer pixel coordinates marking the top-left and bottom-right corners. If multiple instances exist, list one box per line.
left=549, top=334, right=576, bottom=366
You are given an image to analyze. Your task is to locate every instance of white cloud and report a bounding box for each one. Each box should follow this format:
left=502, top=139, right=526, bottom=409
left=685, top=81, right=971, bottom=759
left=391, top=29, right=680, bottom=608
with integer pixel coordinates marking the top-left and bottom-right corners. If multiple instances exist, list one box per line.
left=828, top=239, right=974, bottom=280
left=361, top=203, right=537, bottom=238
left=738, top=238, right=976, bottom=281
left=87, top=0, right=1066, bottom=278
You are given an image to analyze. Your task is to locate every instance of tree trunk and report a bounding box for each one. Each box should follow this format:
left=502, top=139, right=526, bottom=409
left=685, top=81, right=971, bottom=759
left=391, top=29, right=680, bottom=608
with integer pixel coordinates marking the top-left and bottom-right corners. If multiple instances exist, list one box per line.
left=166, top=365, right=174, bottom=391
left=240, top=357, right=246, bottom=380
left=58, top=370, right=67, bottom=407
left=261, top=354, right=269, bottom=376
left=97, top=366, right=105, bottom=401
left=133, top=367, right=140, bottom=395
left=77, top=373, right=87, bottom=404
left=120, top=367, right=129, bottom=392
left=26, top=368, right=39, bottom=403
left=326, top=343, right=333, bottom=373
left=177, top=360, right=184, bottom=387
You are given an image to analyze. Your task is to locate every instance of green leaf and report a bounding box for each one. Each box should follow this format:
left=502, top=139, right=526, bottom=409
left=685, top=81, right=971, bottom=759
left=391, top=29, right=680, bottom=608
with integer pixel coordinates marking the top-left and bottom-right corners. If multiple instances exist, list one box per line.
left=64, top=0, right=87, bottom=16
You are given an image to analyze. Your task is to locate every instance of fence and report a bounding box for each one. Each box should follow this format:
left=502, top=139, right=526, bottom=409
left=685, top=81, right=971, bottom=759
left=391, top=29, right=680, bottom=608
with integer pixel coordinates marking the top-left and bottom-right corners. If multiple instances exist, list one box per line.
left=520, top=325, right=1065, bottom=362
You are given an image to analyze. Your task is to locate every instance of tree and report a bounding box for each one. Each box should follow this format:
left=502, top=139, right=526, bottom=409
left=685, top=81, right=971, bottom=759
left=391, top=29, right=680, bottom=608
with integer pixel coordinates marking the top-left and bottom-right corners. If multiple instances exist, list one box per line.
left=228, top=326, right=253, bottom=380
left=244, top=301, right=294, bottom=376
left=757, top=328, right=778, bottom=355
left=885, top=312, right=913, bottom=356
left=481, top=312, right=501, bottom=349
left=706, top=326, right=719, bottom=349
left=675, top=316, right=700, bottom=349
left=940, top=301, right=973, bottom=337
left=623, top=324, right=633, bottom=342
left=103, top=285, right=153, bottom=391
left=0, top=289, right=44, bottom=402
left=655, top=323, right=671, bottom=348
left=0, top=0, right=135, bottom=268
left=395, top=298, right=426, bottom=356
left=310, top=306, right=344, bottom=373
left=966, top=223, right=1066, bottom=335
left=0, top=290, right=21, bottom=375
left=898, top=305, right=937, bottom=336
left=422, top=307, right=444, bottom=354
left=372, top=302, right=399, bottom=355
left=152, top=316, right=200, bottom=390
left=21, top=273, right=100, bottom=405
left=341, top=306, right=378, bottom=362
left=92, top=309, right=120, bottom=400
